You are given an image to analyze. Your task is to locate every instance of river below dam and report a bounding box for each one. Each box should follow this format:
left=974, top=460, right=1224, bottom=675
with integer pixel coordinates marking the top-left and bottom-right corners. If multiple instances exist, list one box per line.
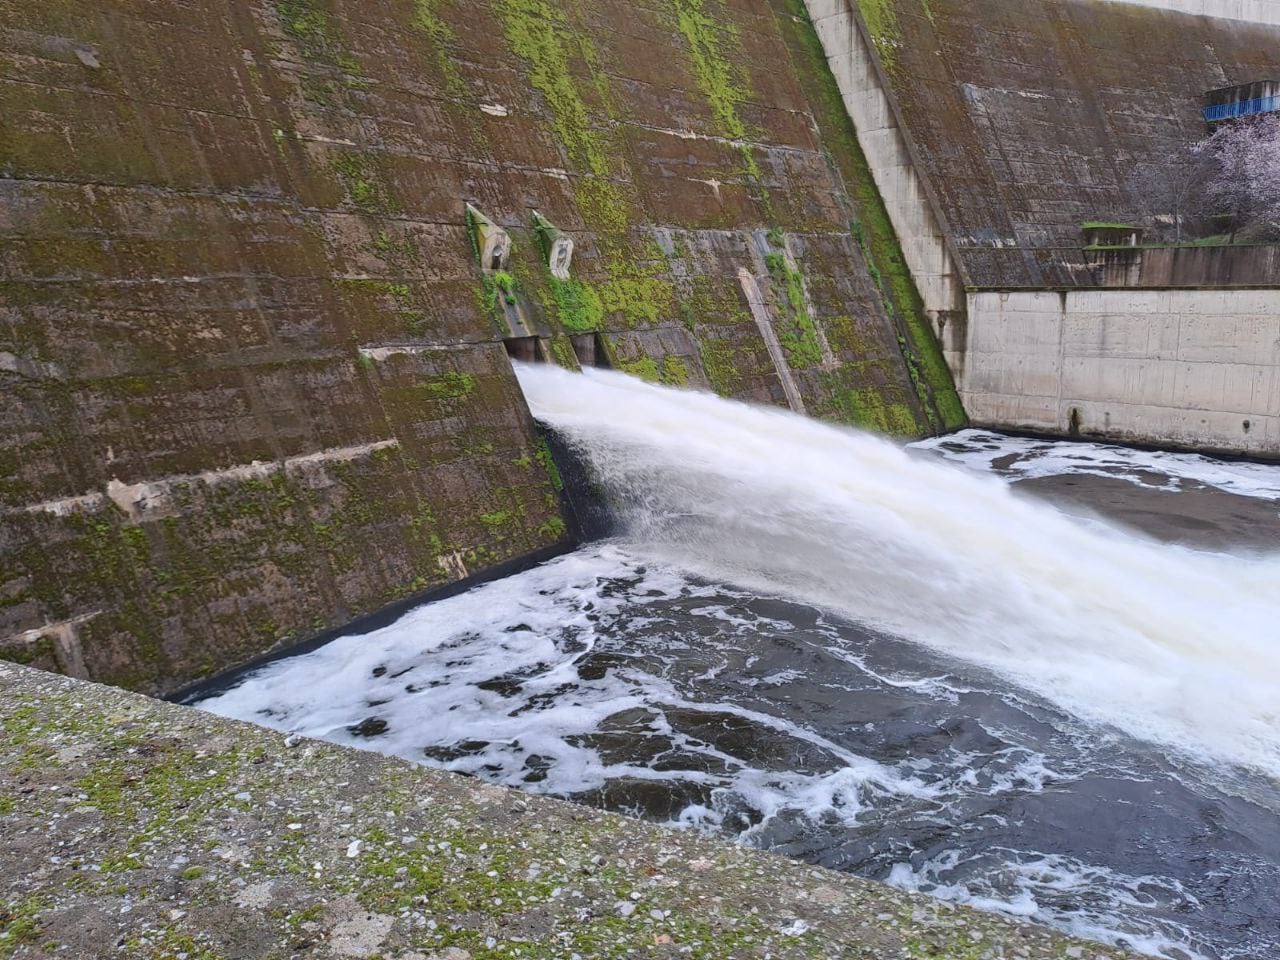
left=196, top=367, right=1280, bottom=960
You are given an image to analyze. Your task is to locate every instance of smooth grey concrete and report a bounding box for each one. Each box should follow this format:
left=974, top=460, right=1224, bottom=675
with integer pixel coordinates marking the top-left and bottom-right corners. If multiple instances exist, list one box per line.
left=803, top=0, right=968, bottom=355
left=959, top=289, right=1280, bottom=457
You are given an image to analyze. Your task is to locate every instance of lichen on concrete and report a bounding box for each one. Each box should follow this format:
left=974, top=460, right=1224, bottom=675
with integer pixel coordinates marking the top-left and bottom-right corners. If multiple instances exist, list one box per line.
left=0, top=663, right=1137, bottom=960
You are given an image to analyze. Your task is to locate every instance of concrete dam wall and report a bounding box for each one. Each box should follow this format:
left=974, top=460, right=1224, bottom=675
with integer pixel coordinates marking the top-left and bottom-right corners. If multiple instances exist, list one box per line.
left=849, top=0, right=1280, bottom=288
left=0, top=0, right=966, bottom=692
left=1103, top=0, right=1280, bottom=24
left=808, top=0, right=1280, bottom=456
left=6, top=0, right=1279, bottom=690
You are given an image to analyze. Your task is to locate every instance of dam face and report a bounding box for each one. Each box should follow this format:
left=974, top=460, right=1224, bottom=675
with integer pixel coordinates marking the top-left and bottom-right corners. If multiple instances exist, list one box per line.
left=812, top=0, right=1280, bottom=456
left=6, top=0, right=1279, bottom=688
left=0, top=0, right=960, bottom=692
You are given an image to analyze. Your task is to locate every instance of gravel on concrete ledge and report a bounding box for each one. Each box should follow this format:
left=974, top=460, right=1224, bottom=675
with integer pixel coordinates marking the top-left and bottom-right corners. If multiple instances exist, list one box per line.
left=0, top=662, right=1139, bottom=960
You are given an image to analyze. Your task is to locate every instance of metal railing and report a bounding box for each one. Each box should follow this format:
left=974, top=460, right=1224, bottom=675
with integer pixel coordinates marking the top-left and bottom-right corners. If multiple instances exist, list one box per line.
left=1204, top=94, right=1280, bottom=122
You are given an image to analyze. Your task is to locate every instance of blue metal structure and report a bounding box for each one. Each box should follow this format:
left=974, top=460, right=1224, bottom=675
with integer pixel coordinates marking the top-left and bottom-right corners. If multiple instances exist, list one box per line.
left=1204, top=94, right=1280, bottom=122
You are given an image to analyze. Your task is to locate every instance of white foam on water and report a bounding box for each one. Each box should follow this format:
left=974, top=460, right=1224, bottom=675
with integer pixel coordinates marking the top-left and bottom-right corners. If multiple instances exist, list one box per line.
left=200, top=546, right=938, bottom=815
left=913, top=429, right=1280, bottom=501
left=196, top=538, right=1254, bottom=958
left=515, top=364, right=1280, bottom=781
left=888, top=849, right=1207, bottom=960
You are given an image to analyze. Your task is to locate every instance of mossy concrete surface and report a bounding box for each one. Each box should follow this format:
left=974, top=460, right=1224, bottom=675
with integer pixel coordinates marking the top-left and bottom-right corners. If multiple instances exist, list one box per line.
left=0, top=662, right=1136, bottom=960
left=857, top=0, right=1280, bottom=287
left=0, top=0, right=963, bottom=697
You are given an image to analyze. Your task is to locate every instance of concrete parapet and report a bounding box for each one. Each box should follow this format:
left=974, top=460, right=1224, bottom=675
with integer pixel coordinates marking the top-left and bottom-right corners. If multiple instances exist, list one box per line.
left=0, top=661, right=1135, bottom=960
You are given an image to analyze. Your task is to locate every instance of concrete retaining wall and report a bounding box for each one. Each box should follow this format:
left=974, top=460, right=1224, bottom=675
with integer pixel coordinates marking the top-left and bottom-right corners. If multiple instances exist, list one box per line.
left=958, top=289, right=1280, bottom=455
left=1086, top=244, right=1280, bottom=287
left=1136, top=245, right=1280, bottom=287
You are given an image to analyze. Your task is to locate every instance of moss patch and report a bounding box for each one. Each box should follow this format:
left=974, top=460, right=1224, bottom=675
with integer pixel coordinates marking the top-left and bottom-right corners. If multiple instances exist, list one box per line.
left=494, top=0, right=627, bottom=234
left=697, top=338, right=743, bottom=397
left=411, top=0, right=467, bottom=96
left=547, top=277, right=605, bottom=332
left=422, top=372, right=476, bottom=400
left=830, top=381, right=919, bottom=436
left=778, top=0, right=964, bottom=432
left=764, top=251, right=823, bottom=370
left=669, top=0, right=755, bottom=176
left=618, top=354, right=690, bottom=386
left=854, top=0, right=903, bottom=71
left=0, top=896, right=46, bottom=956
left=330, top=152, right=402, bottom=217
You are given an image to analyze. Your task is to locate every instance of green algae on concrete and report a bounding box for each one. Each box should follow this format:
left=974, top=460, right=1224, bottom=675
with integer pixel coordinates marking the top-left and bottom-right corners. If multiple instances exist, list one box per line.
left=763, top=251, right=824, bottom=370
left=330, top=151, right=402, bottom=217
left=697, top=337, right=743, bottom=397
left=667, top=0, right=764, bottom=189
left=855, top=0, right=904, bottom=71
left=0, top=663, right=1138, bottom=960
left=545, top=277, right=606, bottom=332
left=777, top=0, right=965, bottom=432
left=492, top=0, right=677, bottom=330
left=493, top=0, right=625, bottom=231
left=616, top=354, right=690, bottom=387
left=412, top=0, right=468, bottom=97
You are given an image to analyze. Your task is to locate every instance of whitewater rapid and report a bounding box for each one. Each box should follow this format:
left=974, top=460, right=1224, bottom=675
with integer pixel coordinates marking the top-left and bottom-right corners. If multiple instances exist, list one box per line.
left=514, top=363, right=1280, bottom=780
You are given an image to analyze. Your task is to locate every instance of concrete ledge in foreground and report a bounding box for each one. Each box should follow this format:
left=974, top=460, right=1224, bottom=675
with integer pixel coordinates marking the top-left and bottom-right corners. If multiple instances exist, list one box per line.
left=0, top=663, right=1139, bottom=959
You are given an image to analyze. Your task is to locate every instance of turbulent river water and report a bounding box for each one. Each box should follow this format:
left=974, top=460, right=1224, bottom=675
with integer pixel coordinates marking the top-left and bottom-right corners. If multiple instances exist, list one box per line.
left=197, top=366, right=1280, bottom=960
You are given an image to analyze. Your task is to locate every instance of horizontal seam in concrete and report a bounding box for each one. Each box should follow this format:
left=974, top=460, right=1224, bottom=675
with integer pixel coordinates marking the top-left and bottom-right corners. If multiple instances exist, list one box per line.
left=9, top=441, right=401, bottom=520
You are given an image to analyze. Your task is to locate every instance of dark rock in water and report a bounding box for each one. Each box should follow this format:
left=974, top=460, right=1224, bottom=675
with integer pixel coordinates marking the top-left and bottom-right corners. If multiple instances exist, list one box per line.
left=348, top=717, right=389, bottom=738
left=423, top=739, right=491, bottom=763
left=576, top=658, right=609, bottom=681
left=522, top=753, right=552, bottom=783
left=574, top=776, right=714, bottom=822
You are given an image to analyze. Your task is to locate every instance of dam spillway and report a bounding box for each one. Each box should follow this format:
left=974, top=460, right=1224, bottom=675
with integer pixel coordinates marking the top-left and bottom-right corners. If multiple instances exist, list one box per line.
left=197, top=367, right=1280, bottom=960
left=4, top=0, right=1280, bottom=956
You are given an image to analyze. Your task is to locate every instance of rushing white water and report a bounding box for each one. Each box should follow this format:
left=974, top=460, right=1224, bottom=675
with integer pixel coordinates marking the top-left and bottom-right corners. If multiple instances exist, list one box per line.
left=515, top=363, right=1280, bottom=780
